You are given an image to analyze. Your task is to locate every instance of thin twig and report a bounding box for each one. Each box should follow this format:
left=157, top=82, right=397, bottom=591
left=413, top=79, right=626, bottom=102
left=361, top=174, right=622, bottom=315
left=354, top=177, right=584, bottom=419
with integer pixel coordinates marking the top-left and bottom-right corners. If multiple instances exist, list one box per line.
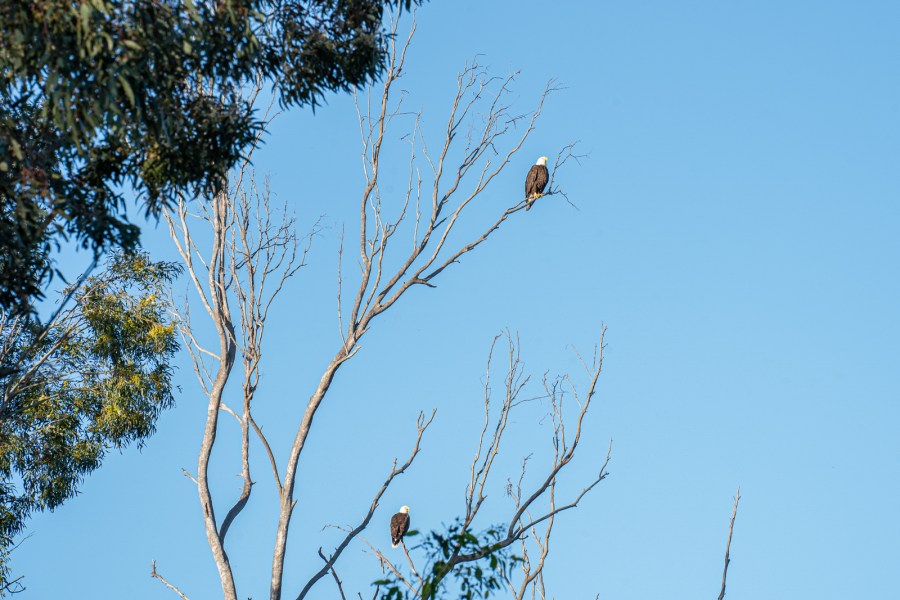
left=151, top=561, right=190, bottom=600
left=717, top=486, right=741, bottom=600
left=359, top=537, right=419, bottom=597
left=318, top=549, right=348, bottom=600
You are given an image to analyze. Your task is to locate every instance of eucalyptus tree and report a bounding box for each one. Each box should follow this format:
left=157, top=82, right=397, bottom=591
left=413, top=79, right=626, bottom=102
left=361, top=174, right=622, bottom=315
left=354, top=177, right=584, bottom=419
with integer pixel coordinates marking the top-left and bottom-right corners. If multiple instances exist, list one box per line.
left=0, top=252, right=181, bottom=593
left=0, top=0, right=423, bottom=315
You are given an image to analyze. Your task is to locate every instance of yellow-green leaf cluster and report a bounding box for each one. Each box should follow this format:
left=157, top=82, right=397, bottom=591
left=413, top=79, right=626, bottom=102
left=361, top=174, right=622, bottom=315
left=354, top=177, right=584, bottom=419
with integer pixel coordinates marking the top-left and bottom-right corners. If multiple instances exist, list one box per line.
left=0, top=251, right=180, bottom=586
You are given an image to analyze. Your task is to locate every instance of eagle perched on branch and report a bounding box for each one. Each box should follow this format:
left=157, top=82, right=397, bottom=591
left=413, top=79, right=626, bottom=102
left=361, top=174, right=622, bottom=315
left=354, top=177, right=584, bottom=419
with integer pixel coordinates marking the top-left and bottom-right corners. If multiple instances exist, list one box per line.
left=525, top=156, right=549, bottom=210
left=390, top=505, right=410, bottom=548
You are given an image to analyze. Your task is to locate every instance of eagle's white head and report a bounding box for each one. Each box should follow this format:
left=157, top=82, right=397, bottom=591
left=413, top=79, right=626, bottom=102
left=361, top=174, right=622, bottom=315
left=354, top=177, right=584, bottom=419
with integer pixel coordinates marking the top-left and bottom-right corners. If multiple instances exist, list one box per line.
left=536, top=156, right=548, bottom=166
left=399, top=505, right=410, bottom=513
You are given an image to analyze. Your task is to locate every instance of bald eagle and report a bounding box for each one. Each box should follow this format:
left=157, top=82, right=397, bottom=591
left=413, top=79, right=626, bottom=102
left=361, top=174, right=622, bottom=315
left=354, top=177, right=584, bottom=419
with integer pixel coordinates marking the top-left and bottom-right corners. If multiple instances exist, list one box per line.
left=525, top=156, right=549, bottom=210
left=390, top=506, right=410, bottom=548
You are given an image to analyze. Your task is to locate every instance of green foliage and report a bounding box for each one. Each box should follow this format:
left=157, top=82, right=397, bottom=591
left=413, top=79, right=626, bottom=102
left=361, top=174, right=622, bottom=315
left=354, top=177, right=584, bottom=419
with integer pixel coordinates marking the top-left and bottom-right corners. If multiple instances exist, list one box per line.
left=0, top=0, right=422, bottom=314
left=0, top=251, right=180, bottom=592
left=376, top=520, right=521, bottom=600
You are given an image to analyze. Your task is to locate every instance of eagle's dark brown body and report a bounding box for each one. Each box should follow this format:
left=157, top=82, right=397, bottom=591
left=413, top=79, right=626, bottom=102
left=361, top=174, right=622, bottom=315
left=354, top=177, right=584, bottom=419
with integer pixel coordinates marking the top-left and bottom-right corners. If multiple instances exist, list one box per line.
left=525, top=162, right=549, bottom=210
left=390, top=508, right=410, bottom=548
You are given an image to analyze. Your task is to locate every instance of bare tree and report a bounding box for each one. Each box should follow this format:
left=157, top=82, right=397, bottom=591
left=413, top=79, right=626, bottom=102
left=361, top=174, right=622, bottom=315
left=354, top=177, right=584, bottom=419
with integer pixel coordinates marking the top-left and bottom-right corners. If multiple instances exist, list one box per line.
left=155, top=13, right=589, bottom=600
left=164, top=157, right=319, bottom=599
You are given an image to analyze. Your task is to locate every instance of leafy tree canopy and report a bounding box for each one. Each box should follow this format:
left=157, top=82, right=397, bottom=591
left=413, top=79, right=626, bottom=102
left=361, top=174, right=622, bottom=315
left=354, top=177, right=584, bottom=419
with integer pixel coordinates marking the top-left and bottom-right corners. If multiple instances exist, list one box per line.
left=0, top=251, right=180, bottom=592
left=0, top=0, right=421, bottom=314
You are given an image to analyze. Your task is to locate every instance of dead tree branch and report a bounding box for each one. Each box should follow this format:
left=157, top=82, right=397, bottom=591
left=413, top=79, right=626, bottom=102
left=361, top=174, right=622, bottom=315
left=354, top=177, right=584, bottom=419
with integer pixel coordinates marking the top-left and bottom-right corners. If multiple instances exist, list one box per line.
left=297, top=410, right=436, bottom=600
left=317, top=550, right=348, bottom=600
left=165, top=149, right=305, bottom=600
left=717, top=487, right=741, bottom=600
left=165, top=184, right=240, bottom=600
left=151, top=561, right=190, bottom=600
left=419, top=328, right=609, bottom=598
left=359, top=535, right=419, bottom=598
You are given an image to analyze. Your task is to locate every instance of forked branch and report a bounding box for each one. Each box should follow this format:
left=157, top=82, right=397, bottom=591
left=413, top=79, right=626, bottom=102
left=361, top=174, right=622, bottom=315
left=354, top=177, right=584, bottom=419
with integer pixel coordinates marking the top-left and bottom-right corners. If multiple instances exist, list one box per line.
left=151, top=560, right=190, bottom=600
left=166, top=160, right=305, bottom=600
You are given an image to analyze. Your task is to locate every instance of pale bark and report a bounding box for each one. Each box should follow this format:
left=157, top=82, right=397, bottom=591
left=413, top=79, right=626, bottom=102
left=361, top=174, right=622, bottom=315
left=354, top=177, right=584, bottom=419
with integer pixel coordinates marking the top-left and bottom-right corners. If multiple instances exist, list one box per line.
left=718, top=487, right=741, bottom=600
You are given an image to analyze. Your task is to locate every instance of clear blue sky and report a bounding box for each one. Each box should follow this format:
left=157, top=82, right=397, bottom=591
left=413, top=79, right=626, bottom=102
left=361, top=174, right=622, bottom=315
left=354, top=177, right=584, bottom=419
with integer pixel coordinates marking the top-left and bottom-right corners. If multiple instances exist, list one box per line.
left=15, top=1, right=900, bottom=598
